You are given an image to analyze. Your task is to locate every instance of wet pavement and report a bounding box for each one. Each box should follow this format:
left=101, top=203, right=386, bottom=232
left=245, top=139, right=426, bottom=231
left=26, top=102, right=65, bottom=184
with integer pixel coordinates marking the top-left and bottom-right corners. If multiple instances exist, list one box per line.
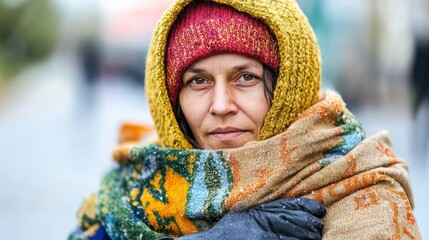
left=0, top=52, right=427, bottom=239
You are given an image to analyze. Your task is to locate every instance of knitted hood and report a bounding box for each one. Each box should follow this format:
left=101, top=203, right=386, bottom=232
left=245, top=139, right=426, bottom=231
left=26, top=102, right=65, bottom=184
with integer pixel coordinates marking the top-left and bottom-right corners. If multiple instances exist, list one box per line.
left=145, top=0, right=321, bottom=149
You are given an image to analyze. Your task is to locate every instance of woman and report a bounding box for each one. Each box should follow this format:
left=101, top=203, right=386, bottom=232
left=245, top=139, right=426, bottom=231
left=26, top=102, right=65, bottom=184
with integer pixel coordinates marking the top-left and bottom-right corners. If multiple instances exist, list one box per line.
left=69, top=0, right=421, bottom=239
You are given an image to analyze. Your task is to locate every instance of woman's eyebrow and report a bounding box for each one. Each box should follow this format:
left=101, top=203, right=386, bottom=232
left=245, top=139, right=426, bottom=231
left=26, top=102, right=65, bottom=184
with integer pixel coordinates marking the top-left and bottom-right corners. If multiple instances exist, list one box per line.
left=185, top=62, right=261, bottom=74
left=233, top=63, right=261, bottom=71
left=184, top=67, right=207, bottom=74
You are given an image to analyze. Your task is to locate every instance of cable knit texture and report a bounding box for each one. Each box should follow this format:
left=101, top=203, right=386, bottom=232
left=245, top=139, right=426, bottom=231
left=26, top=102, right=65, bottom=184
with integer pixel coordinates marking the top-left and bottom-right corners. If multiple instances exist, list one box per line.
left=145, top=0, right=321, bottom=149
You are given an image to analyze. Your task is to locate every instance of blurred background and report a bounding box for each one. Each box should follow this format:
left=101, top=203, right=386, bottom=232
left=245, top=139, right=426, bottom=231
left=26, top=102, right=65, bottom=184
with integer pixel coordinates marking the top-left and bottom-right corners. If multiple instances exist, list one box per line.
left=0, top=0, right=427, bottom=239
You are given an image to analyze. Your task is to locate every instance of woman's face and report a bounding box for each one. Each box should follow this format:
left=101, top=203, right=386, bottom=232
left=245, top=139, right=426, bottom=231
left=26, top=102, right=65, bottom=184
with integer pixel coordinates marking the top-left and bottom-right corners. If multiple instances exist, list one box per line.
left=179, top=53, right=270, bottom=150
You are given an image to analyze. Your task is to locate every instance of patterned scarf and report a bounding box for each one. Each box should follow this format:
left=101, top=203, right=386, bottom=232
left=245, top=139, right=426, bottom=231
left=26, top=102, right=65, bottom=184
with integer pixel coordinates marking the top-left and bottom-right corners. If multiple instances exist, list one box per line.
left=71, top=91, right=420, bottom=240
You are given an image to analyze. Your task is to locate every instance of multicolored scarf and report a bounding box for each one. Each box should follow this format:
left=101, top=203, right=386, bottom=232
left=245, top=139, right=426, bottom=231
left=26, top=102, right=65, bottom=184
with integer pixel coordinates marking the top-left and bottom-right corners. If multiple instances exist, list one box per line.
left=70, top=91, right=420, bottom=240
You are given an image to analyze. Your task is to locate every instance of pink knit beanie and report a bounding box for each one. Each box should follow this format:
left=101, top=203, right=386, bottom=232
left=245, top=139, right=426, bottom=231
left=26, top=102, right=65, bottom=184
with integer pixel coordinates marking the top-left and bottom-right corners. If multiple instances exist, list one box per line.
left=166, top=1, right=279, bottom=107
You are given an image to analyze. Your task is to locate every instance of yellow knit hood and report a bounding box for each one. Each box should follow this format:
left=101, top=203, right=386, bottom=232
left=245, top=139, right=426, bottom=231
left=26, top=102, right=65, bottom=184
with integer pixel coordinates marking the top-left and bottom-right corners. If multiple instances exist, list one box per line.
left=145, top=0, right=321, bottom=149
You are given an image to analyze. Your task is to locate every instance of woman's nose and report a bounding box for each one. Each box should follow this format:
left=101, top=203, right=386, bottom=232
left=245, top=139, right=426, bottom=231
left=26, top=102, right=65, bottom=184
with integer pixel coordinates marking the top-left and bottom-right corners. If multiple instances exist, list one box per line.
left=209, top=83, right=238, bottom=116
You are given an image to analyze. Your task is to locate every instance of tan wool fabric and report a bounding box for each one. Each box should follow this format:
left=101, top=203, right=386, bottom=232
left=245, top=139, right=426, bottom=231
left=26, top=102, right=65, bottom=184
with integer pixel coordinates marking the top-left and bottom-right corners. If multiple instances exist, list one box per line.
left=110, top=91, right=421, bottom=239
left=225, top=91, right=420, bottom=239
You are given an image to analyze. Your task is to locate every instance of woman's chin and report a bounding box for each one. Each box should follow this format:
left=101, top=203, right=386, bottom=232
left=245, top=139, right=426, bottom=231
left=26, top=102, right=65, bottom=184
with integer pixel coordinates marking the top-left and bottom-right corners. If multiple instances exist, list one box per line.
left=203, top=133, right=255, bottom=150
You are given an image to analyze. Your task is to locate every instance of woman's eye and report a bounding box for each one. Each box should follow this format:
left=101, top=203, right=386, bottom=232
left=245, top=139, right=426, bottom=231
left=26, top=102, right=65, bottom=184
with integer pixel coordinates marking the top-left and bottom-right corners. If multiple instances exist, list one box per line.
left=190, top=77, right=208, bottom=85
left=239, top=74, right=255, bottom=81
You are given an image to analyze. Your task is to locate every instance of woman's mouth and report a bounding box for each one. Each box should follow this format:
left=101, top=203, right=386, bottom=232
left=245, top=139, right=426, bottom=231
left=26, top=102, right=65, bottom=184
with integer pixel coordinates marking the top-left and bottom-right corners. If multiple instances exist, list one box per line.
left=209, top=127, right=248, bottom=140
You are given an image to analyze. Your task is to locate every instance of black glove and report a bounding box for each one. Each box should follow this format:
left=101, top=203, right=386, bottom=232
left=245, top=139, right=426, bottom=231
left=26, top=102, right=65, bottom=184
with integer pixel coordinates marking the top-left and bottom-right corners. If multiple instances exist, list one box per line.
left=171, top=198, right=326, bottom=240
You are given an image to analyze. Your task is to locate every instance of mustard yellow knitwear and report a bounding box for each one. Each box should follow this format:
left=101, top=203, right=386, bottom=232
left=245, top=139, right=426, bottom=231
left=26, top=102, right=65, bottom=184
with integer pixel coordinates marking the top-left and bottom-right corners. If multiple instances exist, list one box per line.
left=145, top=0, right=321, bottom=149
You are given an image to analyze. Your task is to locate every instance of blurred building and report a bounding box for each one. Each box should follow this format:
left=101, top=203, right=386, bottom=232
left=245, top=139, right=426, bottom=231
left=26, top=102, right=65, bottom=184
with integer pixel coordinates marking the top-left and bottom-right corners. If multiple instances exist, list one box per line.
left=298, top=0, right=414, bottom=107
left=0, top=0, right=59, bottom=85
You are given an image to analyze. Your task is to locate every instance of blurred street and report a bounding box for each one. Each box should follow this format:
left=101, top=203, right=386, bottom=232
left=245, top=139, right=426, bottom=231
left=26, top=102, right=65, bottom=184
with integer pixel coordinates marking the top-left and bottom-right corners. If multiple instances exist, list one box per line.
left=0, top=51, right=152, bottom=239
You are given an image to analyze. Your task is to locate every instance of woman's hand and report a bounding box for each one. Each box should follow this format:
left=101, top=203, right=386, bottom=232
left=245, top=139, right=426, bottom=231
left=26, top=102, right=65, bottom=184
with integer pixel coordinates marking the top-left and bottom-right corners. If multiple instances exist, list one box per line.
left=248, top=198, right=326, bottom=239
left=169, top=197, right=326, bottom=240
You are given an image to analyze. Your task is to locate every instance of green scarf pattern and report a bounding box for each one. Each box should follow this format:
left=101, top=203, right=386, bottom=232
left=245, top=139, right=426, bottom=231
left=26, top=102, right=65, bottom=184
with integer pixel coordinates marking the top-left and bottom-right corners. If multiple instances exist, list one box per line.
left=70, top=91, right=420, bottom=239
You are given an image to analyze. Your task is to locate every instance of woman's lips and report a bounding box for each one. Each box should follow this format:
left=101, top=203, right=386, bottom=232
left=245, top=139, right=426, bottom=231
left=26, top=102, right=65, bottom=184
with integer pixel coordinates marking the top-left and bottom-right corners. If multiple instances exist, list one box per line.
left=209, top=127, right=247, bottom=140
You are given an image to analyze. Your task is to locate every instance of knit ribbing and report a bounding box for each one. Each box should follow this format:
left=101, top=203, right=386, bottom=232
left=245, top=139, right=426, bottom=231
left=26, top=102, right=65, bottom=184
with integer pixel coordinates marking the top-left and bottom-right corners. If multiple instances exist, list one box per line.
left=166, top=1, right=279, bottom=107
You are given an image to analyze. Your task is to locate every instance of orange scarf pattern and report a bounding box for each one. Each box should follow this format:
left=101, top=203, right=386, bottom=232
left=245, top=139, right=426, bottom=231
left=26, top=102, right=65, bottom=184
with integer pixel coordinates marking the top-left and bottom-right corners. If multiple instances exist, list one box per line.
left=72, top=91, right=421, bottom=239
